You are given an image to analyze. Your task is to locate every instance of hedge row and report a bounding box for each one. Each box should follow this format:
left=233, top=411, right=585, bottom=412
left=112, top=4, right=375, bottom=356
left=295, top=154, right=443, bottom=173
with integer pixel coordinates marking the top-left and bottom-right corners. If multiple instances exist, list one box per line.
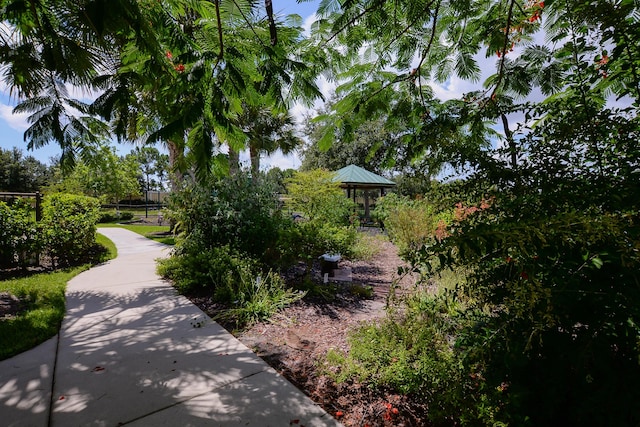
left=0, top=193, right=101, bottom=268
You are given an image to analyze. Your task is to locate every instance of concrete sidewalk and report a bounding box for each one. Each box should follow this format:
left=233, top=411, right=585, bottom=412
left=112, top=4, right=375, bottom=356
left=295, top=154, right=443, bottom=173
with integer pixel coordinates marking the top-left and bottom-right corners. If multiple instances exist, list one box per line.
left=1, top=227, right=340, bottom=427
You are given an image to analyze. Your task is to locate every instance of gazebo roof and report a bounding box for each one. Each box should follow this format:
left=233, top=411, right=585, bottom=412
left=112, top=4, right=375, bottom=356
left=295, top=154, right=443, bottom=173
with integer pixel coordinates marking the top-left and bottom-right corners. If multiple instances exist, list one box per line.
left=332, top=164, right=396, bottom=188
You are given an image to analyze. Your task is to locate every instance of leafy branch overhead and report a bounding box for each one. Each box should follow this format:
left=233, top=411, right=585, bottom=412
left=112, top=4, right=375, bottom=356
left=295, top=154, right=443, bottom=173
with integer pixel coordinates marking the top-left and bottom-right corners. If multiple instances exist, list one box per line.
left=0, top=0, right=322, bottom=177
left=306, top=0, right=640, bottom=176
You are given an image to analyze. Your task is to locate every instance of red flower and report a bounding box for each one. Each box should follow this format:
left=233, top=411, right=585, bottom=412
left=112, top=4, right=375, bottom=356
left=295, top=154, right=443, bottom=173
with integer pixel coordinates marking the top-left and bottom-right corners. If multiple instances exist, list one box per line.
left=391, top=407, right=399, bottom=415
left=520, top=271, right=529, bottom=280
left=335, top=411, right=344, bottom=418
left=174, top=64, right=185, bottom=73
left=166, top=50, right=173, bottom=59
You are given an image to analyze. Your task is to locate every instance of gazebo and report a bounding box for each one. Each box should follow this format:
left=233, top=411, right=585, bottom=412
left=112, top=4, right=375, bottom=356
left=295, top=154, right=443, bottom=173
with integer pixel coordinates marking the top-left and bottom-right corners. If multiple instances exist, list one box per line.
left=332, top=164, right=396, bottom=221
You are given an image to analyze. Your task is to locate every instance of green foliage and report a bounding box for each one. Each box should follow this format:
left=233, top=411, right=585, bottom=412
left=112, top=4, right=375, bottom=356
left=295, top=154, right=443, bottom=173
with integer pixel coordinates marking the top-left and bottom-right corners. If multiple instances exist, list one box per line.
left=214, top=269, right=305, bottom=330
left=46, top=145, right=141, bottom=206
left=98, top=210, right=135, bottom=223
left=166, top=172, right=283, bottom=264
left=285, top=169, right=354, bottom=225
left=277, top=220, right=357, bottom=277
left=374, top=193, right=452, bottom=262
left=348, top=232, right=385, bottom=261
left=427, top=203, right=640, bottom=426
left=0, top=199, right=41, bottom=268
left=324, top=292, right=473, bottom=424
left=157, top=243, right=258, bottom=294
left=0, top=147, right=53, bottom=192
left=41, top=193, right=101, bottom=266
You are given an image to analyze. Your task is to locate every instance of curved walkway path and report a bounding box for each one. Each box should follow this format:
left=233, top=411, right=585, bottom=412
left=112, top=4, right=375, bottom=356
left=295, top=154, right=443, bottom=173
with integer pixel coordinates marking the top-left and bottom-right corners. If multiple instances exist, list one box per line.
left=1, top=227, right=340, bottom=427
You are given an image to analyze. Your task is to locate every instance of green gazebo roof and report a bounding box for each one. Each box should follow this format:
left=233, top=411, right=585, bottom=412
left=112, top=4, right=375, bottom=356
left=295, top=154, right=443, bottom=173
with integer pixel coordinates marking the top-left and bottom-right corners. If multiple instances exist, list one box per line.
left=332, top=165, right=396, bottom=187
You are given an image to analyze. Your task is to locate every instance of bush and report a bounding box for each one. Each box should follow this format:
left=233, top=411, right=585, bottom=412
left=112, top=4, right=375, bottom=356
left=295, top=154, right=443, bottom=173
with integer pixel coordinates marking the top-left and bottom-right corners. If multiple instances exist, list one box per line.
left=0, top=199, right=41, bottom=268
left=157, top=241, right=258, bottom=294
left=324, top=292, right=474, bottom=424
left=166, top=172, right=284, bottom=264
left=284, top=169, right=354, bottom=225
left=215, top=269, right=305, bottom=329
left=98, top=210, right=135, bottom=223
left=374, top=193, right=452, bottom=262
left=434, top=206, right=640, bottom=426
left=158, top=241, right=304, bottom=329
left=277, top=221, right=357, bottom=276
left=41, top=193, right=101, bottom=266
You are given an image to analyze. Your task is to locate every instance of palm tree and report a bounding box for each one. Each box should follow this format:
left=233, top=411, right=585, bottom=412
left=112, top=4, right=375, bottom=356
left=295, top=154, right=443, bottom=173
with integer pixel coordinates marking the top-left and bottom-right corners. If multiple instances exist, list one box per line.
left=235, top=105, right=302, bottom=178
left=1, top=0, right=322, bottom=182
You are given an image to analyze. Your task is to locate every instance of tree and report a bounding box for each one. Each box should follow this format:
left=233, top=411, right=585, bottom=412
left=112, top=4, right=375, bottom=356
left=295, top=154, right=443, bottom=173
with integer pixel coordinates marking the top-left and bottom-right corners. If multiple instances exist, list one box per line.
left=1, top=1, right=323, bottom=180
left=0, top=147, right=53, bottom=192
left=284, top=169, right=353, bottom=225
left=129, top=146, right=169, bottom=193
left=47, top=145, right=140, bottom=208
left=234, top=105, right=302, bottom=178
left=301, top=116, right=396, bottom=175
left=306, top=0, right=640, bottom=424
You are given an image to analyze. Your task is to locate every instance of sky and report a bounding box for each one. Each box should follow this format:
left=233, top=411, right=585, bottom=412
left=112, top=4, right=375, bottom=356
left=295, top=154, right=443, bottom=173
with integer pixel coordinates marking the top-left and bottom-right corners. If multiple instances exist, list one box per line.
left=0, top=0, right=493, bottom=171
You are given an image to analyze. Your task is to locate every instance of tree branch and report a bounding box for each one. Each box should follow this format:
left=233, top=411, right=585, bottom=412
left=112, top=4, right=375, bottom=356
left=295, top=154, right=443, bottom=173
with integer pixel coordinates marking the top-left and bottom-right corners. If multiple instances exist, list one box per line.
left=264, top=0, right=277, bottom=46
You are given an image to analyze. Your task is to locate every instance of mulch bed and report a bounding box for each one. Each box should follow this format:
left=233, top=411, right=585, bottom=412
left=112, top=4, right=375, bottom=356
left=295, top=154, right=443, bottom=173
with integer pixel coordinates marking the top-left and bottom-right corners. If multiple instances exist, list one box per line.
left=186, top=239, right=433, bottom=426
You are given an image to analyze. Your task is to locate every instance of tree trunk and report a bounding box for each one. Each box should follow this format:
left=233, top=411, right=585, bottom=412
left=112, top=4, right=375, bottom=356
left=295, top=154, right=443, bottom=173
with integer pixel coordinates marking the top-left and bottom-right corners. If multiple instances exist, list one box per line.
left=249, top=144, right=260, bottom=180
left=166, top=139, right=184, bottom=233
left=166, top=139, right=183, bottom=192
left=501, top=113, right=517, bottom=170
left=228, top=147, right=240, bottom=176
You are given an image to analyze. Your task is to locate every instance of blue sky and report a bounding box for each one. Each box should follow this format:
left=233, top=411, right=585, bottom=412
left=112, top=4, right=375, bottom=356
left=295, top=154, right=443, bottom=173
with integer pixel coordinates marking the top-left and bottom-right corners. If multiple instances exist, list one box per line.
left=0, top=1, right=321, bottom=167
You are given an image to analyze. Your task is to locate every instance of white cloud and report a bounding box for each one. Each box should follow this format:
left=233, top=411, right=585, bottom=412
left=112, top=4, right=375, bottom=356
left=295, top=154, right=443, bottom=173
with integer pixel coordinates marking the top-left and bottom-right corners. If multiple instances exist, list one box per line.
left=263, top=149, right=301, bottom=171
left=0, top=103, right=29, bottom=131
left=302, top=12, right=317, bottom=36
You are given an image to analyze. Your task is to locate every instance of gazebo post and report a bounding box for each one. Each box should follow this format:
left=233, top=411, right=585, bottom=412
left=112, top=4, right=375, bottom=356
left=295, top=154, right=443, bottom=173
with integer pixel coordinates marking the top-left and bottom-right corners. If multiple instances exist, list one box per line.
left=364, top=190, right=370, bottom=220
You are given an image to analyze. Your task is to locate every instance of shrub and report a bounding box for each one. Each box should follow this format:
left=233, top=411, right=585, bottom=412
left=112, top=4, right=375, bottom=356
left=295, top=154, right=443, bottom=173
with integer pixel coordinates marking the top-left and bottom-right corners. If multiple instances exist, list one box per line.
left=324, top=292, right=473, bottom=424
left=0, top=199, right=41, bottom=268
left=374, top=193, right=452, bottom=263
left=157, top=241, right=258, bottom=294
left=166, top=172, right=284, bottom=264
left=41, top=193, right=101, bottom=266
left=434, top=206, right=640, bottom=426
left=284, top=169, right=355, bottom=225
left=99, top=210, right=135, bottom=223
left=215, top=269, right=305, bottom=329
left=277, top=221, right=357, bottom=277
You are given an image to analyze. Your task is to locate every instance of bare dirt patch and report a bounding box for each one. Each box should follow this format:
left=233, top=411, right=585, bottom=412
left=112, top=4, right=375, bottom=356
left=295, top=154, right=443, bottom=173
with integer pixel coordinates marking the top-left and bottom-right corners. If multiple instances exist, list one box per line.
left=187, top=235, right=431, bottom=426
left=0, top=292, right=26, bottom=320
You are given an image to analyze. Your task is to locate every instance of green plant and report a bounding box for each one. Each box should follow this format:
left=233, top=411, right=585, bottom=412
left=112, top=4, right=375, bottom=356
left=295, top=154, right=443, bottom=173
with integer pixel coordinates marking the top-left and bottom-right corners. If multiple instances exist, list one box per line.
left=0, top=199, right=41, bottom=268
left=41, top=193, right=101, bottom=267
left=348, top=283, right=374, bottom=298
left=284, top=169, right=355, bottom=225
left=323, top=292, right=473, bottom=424
left=277, top=221, right=357, bottom=277
left=374, top=193, right=452, bottom=263
left=294, top=276, right=338, bottom=301
left=166, top=172, right=284, bottom=265
left=157, top=242, right=257, bottom=294
left=215, top=269, right=305, bottom=330
left=349, top=232, right=386, bottom=261
left=98, top=210, right=135, bottom=223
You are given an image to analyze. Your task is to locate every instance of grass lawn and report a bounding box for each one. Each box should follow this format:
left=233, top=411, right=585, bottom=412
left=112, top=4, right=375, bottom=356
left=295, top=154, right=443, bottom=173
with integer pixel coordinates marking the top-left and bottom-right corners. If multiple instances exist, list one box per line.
left=0, top=233, right=116, bottom=361
left=98, top=223, right=175, bottom=245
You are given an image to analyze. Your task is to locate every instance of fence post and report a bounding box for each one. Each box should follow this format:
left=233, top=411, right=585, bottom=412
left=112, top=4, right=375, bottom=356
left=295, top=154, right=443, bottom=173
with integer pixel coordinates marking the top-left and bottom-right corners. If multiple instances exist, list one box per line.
left=35, top=192, right=42, bottom=222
